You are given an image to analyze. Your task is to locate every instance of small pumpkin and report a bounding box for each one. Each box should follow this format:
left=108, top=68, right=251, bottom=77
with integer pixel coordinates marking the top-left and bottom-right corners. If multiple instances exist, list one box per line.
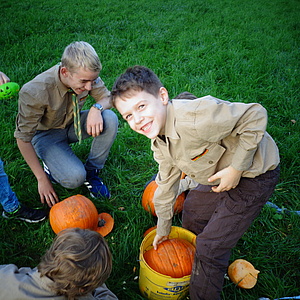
left=228, top=259, right=260, bottom=289
left=142, top=173, right=186, bottom=216
left=97, top=213, right=114, bottom=237
left=49, top=194, right=114, bottom=236
left=143, top=238, right=195, bottom=278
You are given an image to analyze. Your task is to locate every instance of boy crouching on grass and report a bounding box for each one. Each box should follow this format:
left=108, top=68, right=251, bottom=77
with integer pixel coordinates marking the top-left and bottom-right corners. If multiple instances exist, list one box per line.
left=110, top=65, right=280, bottom=300
left=0, top=228, right=118, bottom=300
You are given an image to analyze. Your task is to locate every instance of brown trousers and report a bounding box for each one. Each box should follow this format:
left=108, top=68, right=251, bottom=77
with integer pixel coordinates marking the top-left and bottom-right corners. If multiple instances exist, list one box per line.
left=182, top=166, right=280, bottom=300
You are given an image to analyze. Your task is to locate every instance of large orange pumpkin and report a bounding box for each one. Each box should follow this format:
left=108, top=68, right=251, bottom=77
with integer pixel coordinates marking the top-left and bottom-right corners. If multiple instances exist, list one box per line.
left=143, top=238, right=195, bottom=278
left=49, top=194, right=114, bottom=237
left=142, top=173, right=186, bottom=216
left=228, top=259, right=260, bottom=289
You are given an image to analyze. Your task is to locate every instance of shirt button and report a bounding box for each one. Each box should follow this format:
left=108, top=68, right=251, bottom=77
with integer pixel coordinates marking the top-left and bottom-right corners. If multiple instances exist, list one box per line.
left=208, top=160, right=213, bottom=164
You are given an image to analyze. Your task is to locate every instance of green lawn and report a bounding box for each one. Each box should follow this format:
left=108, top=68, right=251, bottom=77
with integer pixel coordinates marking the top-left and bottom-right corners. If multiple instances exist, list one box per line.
left=0, top=0, right=299, bottom=299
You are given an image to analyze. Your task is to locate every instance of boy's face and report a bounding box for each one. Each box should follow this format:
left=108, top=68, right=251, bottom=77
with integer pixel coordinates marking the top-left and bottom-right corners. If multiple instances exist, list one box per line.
left=60, top=66, right=99, bottom=94
left=115, top=88, right=169, bottom=139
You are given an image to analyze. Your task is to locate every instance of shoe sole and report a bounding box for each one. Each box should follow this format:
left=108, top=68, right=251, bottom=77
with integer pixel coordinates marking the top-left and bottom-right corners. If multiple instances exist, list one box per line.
left=2, top=212, right=46, bottom=223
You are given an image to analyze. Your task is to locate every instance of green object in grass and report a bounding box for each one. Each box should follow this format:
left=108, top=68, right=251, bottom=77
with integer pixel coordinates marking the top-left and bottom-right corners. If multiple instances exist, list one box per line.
left=0, top=82, right=20, bottom=100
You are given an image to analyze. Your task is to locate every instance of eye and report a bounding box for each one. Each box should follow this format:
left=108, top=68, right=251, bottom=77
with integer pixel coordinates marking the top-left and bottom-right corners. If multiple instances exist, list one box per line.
left=138, top=104, right=145, bottom=110
left=125, top=114, right=132, bottom=120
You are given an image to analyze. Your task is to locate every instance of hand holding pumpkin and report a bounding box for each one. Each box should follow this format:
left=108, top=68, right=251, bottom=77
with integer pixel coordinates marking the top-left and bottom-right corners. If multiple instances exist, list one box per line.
left=153, top=234, right=168, bottom=250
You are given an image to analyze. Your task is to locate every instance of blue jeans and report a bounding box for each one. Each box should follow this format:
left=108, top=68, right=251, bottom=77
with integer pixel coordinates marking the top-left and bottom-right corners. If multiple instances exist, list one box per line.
left=31, top=109, right=118, bottom=189
left=0, top=158, right=20, bottom=213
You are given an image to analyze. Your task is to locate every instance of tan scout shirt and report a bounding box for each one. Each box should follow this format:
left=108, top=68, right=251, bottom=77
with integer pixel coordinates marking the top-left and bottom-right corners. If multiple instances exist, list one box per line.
left=151, top=95, right=280, bottom=236
left=14, top=64, right=110, bottom=142
left=0, top=264, right=118, bottom=300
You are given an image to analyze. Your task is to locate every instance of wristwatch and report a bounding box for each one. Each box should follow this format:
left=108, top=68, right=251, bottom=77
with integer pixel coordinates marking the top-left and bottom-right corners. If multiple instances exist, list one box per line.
left=92, top=103, right=104, bottom=112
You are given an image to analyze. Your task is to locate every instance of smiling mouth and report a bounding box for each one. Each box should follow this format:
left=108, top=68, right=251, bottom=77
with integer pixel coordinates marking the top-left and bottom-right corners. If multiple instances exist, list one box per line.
left=141, top=122, right=152, bottom=132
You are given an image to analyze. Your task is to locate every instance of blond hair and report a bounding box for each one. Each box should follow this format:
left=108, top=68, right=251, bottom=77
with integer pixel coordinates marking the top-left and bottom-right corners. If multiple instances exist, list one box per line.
left=61, top=41, right=102, bottom=73
left=38, top=228, right=112, bottom=299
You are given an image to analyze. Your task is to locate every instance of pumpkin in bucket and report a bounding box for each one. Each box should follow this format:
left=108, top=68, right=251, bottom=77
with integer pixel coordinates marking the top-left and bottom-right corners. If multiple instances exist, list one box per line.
left=143, top=238, right=195, bottom=278
left=49, top=194, right=114, bottom=237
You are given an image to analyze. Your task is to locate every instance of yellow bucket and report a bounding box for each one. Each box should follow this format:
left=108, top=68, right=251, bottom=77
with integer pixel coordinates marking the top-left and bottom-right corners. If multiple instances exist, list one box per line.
left=139, top=226, right=196, bottom=299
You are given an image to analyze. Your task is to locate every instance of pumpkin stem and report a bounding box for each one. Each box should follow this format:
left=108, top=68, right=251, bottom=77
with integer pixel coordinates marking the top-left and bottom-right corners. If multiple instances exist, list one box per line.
left=98, top=218, right=106, bottom=227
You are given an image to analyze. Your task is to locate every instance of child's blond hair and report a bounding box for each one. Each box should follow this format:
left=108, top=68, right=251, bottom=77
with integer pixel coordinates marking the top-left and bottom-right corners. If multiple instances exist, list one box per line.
left=61, top=41, right=102, bottom=73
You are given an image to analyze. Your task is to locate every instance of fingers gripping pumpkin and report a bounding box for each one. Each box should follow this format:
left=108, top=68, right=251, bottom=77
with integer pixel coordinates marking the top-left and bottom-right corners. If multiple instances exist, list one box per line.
left=49, top=194, right=114, bottom=237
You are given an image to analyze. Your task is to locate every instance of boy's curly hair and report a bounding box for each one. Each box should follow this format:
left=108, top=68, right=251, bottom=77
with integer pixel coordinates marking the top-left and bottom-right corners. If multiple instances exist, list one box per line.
left=38, top=228, right=112, bottom=300
left=110, top=65, right=163, bottom=106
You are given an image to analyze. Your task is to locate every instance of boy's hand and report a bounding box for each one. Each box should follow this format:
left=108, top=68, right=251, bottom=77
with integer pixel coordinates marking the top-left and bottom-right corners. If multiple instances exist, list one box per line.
left=208, top=166, right=243, bottom=193
left=153, top=234, right=169, bottom=250
left=86, top=107, right=103, bottom=137
left=38, top=176, right=59, bottom=207
left=0, top=72, right=10, bottom=85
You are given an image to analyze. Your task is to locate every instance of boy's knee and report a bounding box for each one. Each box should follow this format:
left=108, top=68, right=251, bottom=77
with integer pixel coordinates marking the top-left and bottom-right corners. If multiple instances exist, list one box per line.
left=59, top=169, right=86, bottom=189
left=102, top=110, right=118, bottom=130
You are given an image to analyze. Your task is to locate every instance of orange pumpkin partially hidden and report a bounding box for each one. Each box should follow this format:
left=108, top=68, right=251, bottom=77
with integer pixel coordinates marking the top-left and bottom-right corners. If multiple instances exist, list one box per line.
left=228, top=259, right=260, bottom=289
left=142, top=174, right=186, bottom=216
left=97, top=212, right=114, bottom=237
left=143, top=225, right=157, bottom=237
left=143, top=238, right=195, bottom=278
left=49, top=194, right=114, bottom=237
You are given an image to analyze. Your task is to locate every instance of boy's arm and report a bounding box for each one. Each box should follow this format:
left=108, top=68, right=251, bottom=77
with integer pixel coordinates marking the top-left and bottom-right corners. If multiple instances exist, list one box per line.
left=16, top=139, right=59, bottom=207
left=87, top=78, right=112, bottom=137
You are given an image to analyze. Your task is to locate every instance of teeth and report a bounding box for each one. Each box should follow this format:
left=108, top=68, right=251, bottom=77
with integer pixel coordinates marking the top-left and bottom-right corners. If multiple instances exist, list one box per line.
left=142, top=123, right=151, bottom=131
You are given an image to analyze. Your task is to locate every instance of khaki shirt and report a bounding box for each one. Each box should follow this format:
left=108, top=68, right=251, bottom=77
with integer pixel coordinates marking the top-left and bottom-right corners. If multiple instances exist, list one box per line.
left=151, top=95, right=280, bottom=236
left=14, top=64, right=110, bottom=142
left=0, top=264, right=118, bottom=300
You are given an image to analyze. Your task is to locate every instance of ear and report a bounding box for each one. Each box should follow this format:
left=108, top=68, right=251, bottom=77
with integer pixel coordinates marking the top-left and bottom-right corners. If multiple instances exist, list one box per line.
left=60, top=66, right=69, bottom=78
left=159, top=87, right=169, bottom=105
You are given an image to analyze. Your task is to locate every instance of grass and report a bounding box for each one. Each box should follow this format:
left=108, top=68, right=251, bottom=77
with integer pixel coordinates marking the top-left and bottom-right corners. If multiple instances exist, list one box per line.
left=0, top=0, right=299, bottom=299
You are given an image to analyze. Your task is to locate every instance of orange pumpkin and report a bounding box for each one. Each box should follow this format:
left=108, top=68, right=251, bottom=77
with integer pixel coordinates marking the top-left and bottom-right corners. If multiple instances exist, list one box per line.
left=228, top=259, right=260, bottom=289
left=49, top=194, right=113, bottom=237
left=97, top=212, right=114, bottom=237
left=143, top=238, right=195, bottom=278
left=143, top=225, right=157, bottom=237
left=142, top=173, right=186, bottom=216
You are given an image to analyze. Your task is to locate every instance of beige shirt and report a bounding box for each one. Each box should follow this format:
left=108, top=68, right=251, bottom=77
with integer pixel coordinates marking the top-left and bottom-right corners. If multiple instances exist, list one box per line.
left=14, top=64, right=110, bottom=142
left=0, top=264, right=118, bottom=300
left=151, top=95, right=280, bottom=236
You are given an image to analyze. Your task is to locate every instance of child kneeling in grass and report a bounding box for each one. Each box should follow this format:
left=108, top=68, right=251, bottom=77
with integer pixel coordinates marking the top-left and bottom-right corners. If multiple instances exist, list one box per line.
left=110, top=65, right=280, bottom=300
left=0, top=228, right=118, bottom=300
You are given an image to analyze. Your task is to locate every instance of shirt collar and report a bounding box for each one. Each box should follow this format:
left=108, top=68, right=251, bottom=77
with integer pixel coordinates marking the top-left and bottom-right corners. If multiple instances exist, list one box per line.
left=164, top=102, right=180, bottom=140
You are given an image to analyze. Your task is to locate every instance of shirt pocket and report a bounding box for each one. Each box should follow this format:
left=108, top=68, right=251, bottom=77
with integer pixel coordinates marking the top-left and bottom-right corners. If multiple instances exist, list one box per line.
left=187, top=143, right=226, bottom=178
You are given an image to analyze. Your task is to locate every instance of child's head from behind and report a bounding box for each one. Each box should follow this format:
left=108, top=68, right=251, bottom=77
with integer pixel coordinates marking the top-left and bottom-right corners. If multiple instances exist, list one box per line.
left=38, top=228, right=112, bottom=299
left=111, top=65, right=169, bottom=139
left=61, top=41, right=102, bottom=74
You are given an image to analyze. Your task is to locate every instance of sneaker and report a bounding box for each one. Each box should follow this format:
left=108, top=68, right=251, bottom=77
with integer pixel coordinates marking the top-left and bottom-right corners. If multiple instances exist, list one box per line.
left=84, top=169, right=111, bottom=199
left=43, top=162, right=57, bottom=184
left=2, top=204, right=47, bottom=223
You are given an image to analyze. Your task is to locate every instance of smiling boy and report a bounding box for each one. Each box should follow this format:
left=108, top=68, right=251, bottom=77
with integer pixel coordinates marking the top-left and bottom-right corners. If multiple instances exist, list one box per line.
left=14, top=42, right=118, bottom=207
left=111, top=65, right=280, bottom=300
